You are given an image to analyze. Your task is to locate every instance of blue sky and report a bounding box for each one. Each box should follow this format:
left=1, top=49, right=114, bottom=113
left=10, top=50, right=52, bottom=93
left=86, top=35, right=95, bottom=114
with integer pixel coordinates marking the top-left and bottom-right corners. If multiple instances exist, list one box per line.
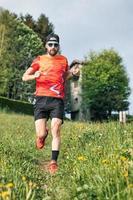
left=1, top=0, right=133, bottom=113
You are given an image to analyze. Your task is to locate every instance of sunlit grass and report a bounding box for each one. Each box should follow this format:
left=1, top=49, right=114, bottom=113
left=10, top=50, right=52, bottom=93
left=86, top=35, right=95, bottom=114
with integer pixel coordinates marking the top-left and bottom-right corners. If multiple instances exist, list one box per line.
left=0, top=111, right=133, bottom=199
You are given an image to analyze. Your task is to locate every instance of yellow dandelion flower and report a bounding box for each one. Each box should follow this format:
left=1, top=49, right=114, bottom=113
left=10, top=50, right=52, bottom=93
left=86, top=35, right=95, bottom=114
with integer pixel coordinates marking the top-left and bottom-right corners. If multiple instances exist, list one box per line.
left=128, top=184, right=133, bottom=188
left=120, top=156, right=127, bottom=162
left=22, top=176, right=26, bottom=181
left=77, top=156, right=86, bottom=161
left=29, top=181, right=33, bottom=187
left=33, top=183, right=37, bottom=188
left=123, top=171, right=128, bottom=178
left=6, top=183, right=14, bottom=188
left=1, top=191, right=10, bottom=198
left=102, top=159, right=109, bottom=164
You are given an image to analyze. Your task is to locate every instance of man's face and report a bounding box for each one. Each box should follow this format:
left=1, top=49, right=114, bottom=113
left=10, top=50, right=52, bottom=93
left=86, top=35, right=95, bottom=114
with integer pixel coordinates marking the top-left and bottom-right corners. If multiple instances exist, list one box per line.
left=46, top=41, right=59, bottom=56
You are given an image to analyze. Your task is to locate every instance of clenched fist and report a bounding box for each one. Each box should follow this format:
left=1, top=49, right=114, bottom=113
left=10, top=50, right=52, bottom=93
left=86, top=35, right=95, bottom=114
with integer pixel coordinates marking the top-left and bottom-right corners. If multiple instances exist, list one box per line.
left=34, top=71, right=41, bottom=78
left=71, top=64, right=80, bottom=76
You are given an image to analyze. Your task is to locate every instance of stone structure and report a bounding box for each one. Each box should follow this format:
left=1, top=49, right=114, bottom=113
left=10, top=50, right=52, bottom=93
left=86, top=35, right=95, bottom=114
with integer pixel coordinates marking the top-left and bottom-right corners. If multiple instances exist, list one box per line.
left=70, top=64, right=90, bottom=121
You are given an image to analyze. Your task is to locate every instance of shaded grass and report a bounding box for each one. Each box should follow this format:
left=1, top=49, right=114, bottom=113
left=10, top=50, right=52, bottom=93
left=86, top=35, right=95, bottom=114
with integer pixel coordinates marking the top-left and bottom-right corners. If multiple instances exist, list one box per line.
left=0, top=111, right=133, bottom=199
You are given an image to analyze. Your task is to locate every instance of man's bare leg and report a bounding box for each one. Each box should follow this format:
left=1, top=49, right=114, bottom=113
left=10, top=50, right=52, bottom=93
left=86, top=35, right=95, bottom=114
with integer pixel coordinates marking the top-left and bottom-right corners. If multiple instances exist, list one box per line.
left=35, top=118, right=48, bottom=149
left=48, top=118, right=62, bottom=173
left=51, top=118, right=62, bottom=151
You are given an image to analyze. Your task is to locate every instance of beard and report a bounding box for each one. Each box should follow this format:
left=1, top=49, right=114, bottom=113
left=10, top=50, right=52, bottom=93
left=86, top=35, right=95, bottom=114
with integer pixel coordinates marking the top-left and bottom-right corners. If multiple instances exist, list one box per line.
left=48, top=48, right=58, bottom=56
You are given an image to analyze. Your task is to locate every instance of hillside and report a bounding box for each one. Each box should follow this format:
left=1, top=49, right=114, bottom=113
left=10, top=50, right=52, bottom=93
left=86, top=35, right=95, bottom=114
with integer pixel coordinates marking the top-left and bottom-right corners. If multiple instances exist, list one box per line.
left=0, top=111, right=133, bottom=200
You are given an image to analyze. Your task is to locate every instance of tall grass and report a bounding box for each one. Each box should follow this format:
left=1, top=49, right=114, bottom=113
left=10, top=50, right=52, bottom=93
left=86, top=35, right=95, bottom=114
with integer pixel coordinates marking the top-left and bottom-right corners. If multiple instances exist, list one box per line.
left=0, top=111, right=133, bottom=200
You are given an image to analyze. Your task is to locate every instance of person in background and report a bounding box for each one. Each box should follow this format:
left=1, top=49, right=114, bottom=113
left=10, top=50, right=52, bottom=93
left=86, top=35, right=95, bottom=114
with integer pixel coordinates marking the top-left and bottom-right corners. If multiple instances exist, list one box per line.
left=22, top=33, right=80, bottom=174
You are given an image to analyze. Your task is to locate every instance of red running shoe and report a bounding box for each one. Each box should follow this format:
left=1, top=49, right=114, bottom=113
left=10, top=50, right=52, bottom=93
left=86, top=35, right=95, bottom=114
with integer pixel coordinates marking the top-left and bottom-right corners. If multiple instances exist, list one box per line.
left=36, top=128, right=48, bottom=149
left=48, top=161, right=58, bottom=174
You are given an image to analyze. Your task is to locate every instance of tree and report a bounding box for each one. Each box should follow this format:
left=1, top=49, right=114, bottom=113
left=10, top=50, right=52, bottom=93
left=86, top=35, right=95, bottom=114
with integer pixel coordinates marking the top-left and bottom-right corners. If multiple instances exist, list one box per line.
left=81, top=49, right=131, bottom=120
left=36, top=14, right=54, bottom=44
left=19, top=14, right=36, bottom=30
left=8, top=19, right=44, bottom=100
left=0, top=8, right=16, bottom=96
left=0, top=8, right=44, bottom=100
left=20, top=13, right=54, bottom=45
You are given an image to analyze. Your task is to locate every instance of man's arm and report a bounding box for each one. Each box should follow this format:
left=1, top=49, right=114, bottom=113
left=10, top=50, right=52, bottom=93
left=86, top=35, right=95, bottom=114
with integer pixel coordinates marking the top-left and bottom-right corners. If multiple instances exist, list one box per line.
left=22, top=67, right=41, bottom=81
left=66, top=63, right=80, bottom=80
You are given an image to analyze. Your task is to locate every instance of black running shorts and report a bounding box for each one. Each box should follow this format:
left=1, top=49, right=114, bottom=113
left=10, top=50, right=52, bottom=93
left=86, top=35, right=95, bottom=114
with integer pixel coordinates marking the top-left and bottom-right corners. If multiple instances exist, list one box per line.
left=33, top=96, right=64, bottom=121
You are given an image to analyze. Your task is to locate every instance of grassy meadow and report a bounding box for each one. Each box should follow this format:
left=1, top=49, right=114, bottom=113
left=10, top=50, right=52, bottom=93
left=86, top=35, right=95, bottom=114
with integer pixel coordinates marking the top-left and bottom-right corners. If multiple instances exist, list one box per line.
left=0, top=111, right=133, bottom=200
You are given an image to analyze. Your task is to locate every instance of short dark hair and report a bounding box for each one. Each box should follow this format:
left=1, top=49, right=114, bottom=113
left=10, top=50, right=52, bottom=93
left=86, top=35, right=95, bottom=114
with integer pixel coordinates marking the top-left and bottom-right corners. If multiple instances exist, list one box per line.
left=46, top=33, right=59, bottom=43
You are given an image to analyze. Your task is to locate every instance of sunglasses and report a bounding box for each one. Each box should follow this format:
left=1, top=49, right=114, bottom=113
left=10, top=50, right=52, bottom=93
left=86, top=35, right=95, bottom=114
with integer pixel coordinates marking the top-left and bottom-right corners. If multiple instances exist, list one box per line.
left=47, top=42, right=59, bottom=48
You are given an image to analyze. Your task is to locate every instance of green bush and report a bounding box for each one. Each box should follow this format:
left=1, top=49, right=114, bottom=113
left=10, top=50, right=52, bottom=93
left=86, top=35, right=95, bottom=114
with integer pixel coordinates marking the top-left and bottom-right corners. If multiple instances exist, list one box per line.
left=0, top=96, right=33, bottom=115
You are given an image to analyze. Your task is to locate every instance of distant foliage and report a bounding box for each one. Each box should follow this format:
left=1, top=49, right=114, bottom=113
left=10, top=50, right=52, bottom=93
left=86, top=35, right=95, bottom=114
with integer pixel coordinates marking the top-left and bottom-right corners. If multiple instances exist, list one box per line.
left=0, top=8, right=55, bottom=101
left=82, top=49, right=131, bottom=120
left=0, top=8, right=44, bottom=100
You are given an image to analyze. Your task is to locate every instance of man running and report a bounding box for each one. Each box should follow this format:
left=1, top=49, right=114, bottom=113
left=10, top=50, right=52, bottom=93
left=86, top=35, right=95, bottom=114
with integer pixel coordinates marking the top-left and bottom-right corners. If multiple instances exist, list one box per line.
left=22, top=33, right=80, bottom=174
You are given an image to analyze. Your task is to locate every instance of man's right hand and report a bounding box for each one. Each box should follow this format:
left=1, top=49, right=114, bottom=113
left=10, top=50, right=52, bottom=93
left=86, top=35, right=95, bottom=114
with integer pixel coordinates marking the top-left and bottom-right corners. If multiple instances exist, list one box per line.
left=34, top=71, right=41, bottom=78
left=22, top=68, right=41, bottom=81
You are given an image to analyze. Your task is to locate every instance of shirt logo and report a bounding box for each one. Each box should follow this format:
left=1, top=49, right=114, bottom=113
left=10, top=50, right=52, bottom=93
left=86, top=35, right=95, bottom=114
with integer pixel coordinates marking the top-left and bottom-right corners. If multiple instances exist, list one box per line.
left=50, top=84, right=60, bottom=95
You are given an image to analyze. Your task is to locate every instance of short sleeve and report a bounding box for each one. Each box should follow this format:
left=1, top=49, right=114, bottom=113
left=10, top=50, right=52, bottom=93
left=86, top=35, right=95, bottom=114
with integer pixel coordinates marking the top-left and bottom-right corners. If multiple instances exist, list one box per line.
left=30, top=56, right=40, bottom=72
left=65, top=58, right=69, bottom=71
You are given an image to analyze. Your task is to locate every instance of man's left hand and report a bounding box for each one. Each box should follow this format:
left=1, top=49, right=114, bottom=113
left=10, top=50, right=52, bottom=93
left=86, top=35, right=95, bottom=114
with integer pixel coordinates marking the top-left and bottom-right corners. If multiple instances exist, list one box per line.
left=71, top=64, right=80, bottom=76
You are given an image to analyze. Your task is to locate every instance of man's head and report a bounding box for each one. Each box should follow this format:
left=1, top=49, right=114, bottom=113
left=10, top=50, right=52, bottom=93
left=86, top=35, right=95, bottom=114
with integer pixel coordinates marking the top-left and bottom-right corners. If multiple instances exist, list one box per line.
left=45, top=33, right=60, bottom=56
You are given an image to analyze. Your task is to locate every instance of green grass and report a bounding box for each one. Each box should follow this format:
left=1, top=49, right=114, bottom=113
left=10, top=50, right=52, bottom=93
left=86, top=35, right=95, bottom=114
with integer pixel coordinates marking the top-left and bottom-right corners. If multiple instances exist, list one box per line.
left=0, top=111, right=133, bottom=200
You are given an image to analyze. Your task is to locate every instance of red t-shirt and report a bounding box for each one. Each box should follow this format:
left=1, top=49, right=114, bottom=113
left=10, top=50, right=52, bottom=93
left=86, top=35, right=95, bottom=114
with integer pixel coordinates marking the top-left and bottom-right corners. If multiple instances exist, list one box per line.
left=31, top=54, right=68, bottom=99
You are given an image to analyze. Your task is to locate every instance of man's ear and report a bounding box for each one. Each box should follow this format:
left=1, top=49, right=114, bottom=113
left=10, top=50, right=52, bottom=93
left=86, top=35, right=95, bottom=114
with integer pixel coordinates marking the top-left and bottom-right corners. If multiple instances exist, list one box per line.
left=44, top=44, right=48, bottom=53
